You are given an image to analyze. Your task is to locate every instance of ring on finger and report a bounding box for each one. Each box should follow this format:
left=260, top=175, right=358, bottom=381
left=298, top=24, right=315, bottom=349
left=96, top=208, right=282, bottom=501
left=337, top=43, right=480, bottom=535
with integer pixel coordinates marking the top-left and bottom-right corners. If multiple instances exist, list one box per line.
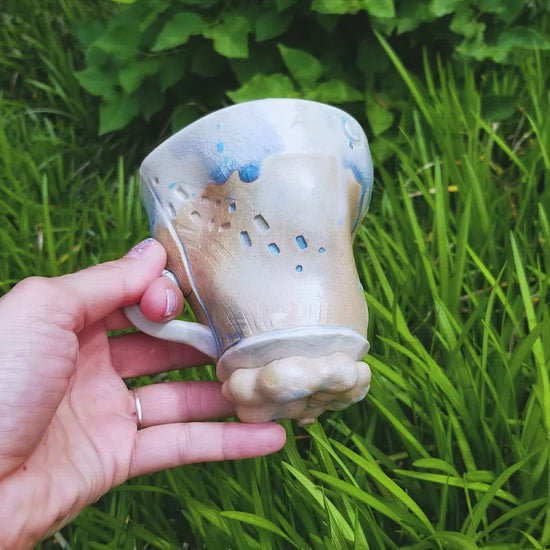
left=134, top=389, right=143, bottom=429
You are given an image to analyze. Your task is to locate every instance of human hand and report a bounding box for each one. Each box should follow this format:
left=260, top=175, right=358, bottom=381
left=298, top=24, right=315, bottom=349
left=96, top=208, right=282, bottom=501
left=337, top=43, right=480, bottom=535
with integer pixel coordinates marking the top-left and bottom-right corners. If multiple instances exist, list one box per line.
left=0, top=239, right=286, bottom=549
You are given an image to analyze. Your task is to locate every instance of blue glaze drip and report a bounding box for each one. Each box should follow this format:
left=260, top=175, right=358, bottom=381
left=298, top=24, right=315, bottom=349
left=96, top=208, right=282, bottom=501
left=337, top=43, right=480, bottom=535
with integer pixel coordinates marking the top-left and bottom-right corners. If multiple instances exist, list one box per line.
left=344, top=160, right=373, bottom=232
left=239, top=163, right=260, bottom=182
left=268, top=243, right=280, bottom=256
left=172, top=104, right=284, bottom=186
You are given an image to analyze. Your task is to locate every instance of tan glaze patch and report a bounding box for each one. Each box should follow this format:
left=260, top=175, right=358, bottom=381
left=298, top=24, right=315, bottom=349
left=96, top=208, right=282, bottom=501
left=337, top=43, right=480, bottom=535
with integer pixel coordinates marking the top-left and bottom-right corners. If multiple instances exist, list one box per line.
left=163, top=153, right=368, bottom=352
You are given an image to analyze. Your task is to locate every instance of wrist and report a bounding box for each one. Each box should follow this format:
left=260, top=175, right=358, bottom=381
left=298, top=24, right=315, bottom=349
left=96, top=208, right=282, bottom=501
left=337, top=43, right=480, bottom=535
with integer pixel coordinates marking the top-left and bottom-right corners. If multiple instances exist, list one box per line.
left=0, top=471, right=54, bottom=550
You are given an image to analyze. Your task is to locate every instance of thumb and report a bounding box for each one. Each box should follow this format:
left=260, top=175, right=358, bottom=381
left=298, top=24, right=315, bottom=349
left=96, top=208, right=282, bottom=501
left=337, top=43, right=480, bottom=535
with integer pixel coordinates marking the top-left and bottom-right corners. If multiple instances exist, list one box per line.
left=7, top=238, right=167, bottom=333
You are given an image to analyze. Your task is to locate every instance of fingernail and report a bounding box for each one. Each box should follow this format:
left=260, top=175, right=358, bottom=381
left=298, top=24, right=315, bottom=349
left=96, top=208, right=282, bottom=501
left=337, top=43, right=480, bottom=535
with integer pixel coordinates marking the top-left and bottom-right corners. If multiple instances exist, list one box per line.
left=125, top=238, right=156, bottom=259
left=164, top=288, right=178, bottom=317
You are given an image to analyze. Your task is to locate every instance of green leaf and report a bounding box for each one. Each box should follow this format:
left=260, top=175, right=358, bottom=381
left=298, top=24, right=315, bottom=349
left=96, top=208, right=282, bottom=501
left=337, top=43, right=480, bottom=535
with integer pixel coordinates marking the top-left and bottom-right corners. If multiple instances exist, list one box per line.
left=365, top=92, right=393, bottom=135
left=74, top=66, right=117, bottom=97
left=99, top=93, right=139, bottom=134
left=277, top=44, right=323, bottom=87
left=171, top=104, right=200, bottom=132
left=137, top=81, right=164, bottom=121
left=311, top=0, right=394, bottom=17
left=276, top=0, right=298, bottom=10
left=450, top=5, right=485, bottom=39
left=497, top=27, right=550, bottom=52
left=203, top=15, right=250, bottom=59
left=365, top=0, right=395, bottom=18
left=177, top=0, right=218, bottom=5
left=189, top=46, right=225, bottom=77
left=119, top=58, right=160, bottom=93
left=255, top=12, right=292, bottom=42
left=158, top=55, right=188, bottom=90
left=220, top=511, right=297, bottom=547
left=429, top=0, right=460, bottom=17
left=305, top=79, right=363, bottom=103
left=152, top=12, right=207, bottom=51
left=93, top=20, right=141, bottom=61
left=227, top=73, right=295, bottom=103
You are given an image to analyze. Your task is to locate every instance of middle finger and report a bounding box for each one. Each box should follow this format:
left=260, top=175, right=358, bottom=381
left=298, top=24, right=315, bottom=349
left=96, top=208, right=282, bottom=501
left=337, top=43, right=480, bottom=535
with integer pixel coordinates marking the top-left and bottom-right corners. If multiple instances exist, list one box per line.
left=110, top=332, right=213, bottom=378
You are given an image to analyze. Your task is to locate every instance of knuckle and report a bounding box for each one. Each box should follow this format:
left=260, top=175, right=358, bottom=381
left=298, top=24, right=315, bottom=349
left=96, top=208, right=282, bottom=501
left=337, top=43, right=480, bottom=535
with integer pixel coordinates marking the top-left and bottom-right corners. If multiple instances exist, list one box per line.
left=13, top=275, right=55, bottom=298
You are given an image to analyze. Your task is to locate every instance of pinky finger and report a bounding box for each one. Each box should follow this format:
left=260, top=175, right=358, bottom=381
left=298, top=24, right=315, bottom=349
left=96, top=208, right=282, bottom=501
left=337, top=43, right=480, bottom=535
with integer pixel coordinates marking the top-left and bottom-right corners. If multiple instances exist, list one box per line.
left=129, top=422, right=286, bottom=478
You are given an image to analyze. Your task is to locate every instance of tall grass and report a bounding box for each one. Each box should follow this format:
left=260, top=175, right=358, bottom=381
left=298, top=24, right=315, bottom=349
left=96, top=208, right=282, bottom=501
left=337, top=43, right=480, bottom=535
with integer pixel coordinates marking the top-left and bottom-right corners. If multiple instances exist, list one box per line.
left=1, top=2, right=549, bottom=548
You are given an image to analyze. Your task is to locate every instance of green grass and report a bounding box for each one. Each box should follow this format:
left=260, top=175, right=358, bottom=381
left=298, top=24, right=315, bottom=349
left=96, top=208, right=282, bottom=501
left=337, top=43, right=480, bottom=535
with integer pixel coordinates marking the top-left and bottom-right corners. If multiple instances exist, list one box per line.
left=1, top=2, right=550, bottom=549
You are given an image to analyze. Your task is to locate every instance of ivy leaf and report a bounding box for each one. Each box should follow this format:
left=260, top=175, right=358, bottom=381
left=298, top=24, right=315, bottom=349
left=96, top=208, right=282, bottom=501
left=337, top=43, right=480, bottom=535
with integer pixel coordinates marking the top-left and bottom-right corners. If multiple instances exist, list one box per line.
left=75, top=66, right=118, bottom=97
left=312, top=0, right=395, bottom=17
left=99, top=93, right=140, bottom=134
left=203, top=15, right=250, bottom=59
left=152, top=12, right=207, bottom=51
left=255, top=12, right=292, bottom=42
left=227, top=73, right=296, bottom=102
left=119, top=58, right=160, bottom=93
left=365, top=92, right=393, bottom=136
left=304, top=79, right=363, bottom=103
left=277, top=44, right=323, bottom=87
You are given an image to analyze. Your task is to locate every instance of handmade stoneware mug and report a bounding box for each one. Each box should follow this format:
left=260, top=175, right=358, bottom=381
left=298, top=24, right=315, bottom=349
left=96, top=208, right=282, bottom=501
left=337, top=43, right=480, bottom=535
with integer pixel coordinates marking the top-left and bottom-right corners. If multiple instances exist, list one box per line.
left=125, top=98, right=374, bottom=425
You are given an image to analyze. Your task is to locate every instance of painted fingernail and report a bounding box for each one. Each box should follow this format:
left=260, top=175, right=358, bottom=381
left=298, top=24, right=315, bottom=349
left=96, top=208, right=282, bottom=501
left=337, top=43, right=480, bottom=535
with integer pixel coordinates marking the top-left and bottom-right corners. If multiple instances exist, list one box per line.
left=164, top=288, right=178, bottom=317
left=125, top=238, right=156, bottom=259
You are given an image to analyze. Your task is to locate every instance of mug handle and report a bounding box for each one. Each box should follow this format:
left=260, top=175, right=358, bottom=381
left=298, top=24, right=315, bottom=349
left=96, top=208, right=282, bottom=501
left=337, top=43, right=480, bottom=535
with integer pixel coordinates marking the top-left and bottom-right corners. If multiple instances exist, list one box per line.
left=123, top=270, right=218, bottom=358
left=124, top=305, right=217, bottom=358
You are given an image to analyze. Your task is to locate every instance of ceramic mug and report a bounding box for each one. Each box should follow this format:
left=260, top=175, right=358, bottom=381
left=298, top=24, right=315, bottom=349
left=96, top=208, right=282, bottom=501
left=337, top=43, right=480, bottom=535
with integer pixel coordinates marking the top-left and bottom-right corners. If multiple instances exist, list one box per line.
left=125, top=98, right=374, bottom=425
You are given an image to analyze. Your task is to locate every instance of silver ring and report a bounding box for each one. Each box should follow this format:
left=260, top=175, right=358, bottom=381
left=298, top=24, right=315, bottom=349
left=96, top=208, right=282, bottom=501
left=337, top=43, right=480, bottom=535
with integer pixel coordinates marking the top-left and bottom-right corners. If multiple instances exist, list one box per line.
left=134, top=389, right=143, bottom=429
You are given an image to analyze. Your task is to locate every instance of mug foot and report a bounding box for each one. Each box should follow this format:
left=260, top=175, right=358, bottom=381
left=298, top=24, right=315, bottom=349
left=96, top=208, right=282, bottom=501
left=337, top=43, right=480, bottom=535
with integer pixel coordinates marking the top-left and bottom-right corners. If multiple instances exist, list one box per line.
left=221, top=352, right=371, bottom=425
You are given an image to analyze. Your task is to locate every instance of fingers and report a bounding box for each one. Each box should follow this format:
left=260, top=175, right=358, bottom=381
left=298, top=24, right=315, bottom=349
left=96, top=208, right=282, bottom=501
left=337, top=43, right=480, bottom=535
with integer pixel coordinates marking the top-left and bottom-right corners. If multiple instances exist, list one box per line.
left=139, top=276, right=184, bottom=322
left=7, top=239, right=168, bottom=333
left=111, top=332, right=212, bottom=377
left=132, top=381, right=235, bottom=428
left=129, top=422, right=286, bottom=478
left=104, top=275, right=184, bottom=331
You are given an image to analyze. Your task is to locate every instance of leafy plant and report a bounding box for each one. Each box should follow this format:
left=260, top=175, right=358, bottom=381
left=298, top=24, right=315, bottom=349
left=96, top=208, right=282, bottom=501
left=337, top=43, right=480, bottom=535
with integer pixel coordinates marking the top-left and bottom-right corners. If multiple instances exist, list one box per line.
left=75, top=0, right=550, bottom=139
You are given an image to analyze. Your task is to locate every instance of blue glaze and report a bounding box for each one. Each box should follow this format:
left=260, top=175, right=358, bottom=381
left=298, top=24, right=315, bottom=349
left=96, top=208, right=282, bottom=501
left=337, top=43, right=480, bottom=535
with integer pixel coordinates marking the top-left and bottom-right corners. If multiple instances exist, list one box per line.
left=169, top=182, right=176, bottom=188
left=318, top=247, right=326, bottom=254
left=171, top=104, right=284, bottom=186
left=239, top=163, right=260, bottom=182
left=296, top=265, right=303, bottom=272
left=228, top=201, right=236, bottom=213
left=268, top=243, right=280, bottom=256
left=296, top=235, right=307, bottom=249
left=344, top=160, right=374, bottom=232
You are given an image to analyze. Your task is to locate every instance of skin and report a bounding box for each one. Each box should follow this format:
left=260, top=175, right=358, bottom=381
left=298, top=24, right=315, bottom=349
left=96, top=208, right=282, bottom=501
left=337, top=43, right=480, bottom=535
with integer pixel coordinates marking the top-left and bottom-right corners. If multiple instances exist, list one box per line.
left=0, top=239, right=286, bottom=549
